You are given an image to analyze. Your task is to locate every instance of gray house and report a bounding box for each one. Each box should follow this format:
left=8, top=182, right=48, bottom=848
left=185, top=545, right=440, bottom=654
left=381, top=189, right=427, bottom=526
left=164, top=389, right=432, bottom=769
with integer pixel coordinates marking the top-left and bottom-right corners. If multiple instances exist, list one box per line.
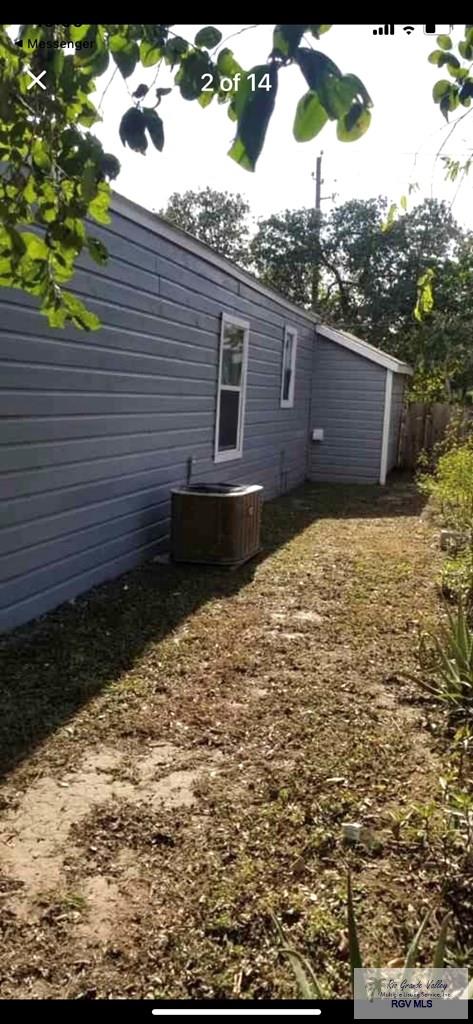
left=0, top=194, right=411, bottom=632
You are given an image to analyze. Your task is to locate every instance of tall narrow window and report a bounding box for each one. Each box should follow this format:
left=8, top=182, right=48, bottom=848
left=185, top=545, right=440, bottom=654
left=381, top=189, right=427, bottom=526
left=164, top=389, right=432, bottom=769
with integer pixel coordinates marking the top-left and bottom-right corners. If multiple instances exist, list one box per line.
left=280, top=326, right=297, bottom=408
left=214, top=313, right=249, bottom=462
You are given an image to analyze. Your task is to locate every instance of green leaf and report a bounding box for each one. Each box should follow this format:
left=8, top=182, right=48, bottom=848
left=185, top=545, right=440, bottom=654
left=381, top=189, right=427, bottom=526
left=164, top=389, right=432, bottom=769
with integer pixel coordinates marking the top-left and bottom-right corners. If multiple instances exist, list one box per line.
left=428, top=49, right=449, bottom=65
left=272, top=25, right=308, bottom=58
left=23, top=177, right=37, bottom=204
left=100, top=153, right=121, bottom=180
left=63, top=291, right=100, bottom=330
left=459, top=40, right=473, bottom=59
left=119, top=107, right=148, bottom=153
left=400, top=194, right=408, bottom=211
left=337, top=103, right=371, bottom=142
left=310, top=25, right=332, bottom=37
left=38, top=204, right=56, bottom=224
left=164, top=36, right=188, bottom=67
left=79, top=44, right=109, bottom=77
left=198, top=89, right=215, bottom=108
left=86, top=236, right=108, bottom=265
left=228, top=136, right=252, bottom=171
left=347, top=873, right=363, bottom=983
left=228, top=69, right=253, bottom=121
left=50, top=251, right=75, bottom=283
left=175, top=50, right=214, bottom=100
left=449, top=64, right=469, bottom=79
left=32, top=139, right=51, bottom=172
left=296, top=47, right=341, bottom=90
left=70, top=25, right=90, bottom=42
left=271, top=915, right=325, bottom=999
left=293, top=90, right=328, bottom=141
left=110, top=36, right=139, bottom=78
left=133, top=84, right=149, bottom=99
left=88, top=181, right=111, bottom=225
left=49, top=217, right=85, bottom=253
left=404, top=911, right=430, bottom=968
left=433, top=79, right=451, bottom=102
left=437, top=34, right=452, bottom=50
left=43, top=304, right=67, bottom=329
left=217, top=48, right=244, bottom=79
left=229, top=63, right=278, bottom=172
left=142, top=108, right=165, bottom=151
left=461, top=976, right=473, bottom=1000
left=432, top=914, right=450, bottom=968
left=77, top=98, right=100, bottom=128
left=51, top=49, right=65, bottom=82
left=194, top=27, right=222, bottom=49
left=6, top=227, right=27, bottom=258
left=81, top=162, right=97, bottom=204
left=20, top=233, right=49, bottom=260
left=460, top=79, right=473, bottom=105
left=318, top=74, right=360, bottom=119
left=382, top=203, right=398, bottom=232
left=342, top=73, right=373, bottom=107
left=139, top=38, right=162, bottom=67
left=440, top=94, right=450, bottom=120
left=19, top=24, right=43, bottom=50
left=414, top=268, right=435, bottom=321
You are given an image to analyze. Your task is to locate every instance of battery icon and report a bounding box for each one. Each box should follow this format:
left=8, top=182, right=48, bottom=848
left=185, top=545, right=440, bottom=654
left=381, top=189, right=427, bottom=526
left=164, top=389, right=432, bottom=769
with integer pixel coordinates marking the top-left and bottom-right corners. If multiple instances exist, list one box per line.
left=424, top=24, right=453, bottom=34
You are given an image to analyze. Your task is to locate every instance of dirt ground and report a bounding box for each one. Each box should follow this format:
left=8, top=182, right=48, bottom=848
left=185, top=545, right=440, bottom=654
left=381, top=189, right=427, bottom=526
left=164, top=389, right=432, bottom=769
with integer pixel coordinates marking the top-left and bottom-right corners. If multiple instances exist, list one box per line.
left=0, top=478, right=460, bottom=999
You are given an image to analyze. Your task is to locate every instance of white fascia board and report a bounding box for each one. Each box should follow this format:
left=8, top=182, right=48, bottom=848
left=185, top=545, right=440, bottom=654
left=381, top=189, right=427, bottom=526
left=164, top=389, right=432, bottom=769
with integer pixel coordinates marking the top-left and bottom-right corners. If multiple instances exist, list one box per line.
left=380, top=369, right=394, bottom=485
left=317, top=323, right=413, bottom=376
left=111, top=192, right=320, bottom=327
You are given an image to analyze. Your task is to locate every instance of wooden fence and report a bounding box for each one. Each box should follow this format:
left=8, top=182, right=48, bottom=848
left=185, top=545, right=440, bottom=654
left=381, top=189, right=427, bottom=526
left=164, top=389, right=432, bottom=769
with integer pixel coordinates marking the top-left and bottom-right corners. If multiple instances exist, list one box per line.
left=398, top=402, right=473, bottom=470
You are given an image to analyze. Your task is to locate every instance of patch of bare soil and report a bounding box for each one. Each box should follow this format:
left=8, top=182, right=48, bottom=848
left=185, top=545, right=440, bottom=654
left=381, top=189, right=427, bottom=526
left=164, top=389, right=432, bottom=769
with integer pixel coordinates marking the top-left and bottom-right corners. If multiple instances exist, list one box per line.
left=0, top=480, right=457, bottom=999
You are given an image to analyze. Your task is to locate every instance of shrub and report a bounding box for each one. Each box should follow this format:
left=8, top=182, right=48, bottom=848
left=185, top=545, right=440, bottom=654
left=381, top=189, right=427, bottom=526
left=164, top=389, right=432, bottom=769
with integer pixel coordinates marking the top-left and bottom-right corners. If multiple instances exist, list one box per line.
left=419, top=603, right=473, bottom=723
left=418, top=439, right=473, bottom=536
left=441, top=552, right=473, bottom=607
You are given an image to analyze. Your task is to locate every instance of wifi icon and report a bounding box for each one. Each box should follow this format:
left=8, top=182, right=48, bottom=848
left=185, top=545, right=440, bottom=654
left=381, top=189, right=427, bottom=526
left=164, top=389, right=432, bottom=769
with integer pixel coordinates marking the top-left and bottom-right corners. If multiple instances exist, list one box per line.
left=403, top=25, right=415, bottom=34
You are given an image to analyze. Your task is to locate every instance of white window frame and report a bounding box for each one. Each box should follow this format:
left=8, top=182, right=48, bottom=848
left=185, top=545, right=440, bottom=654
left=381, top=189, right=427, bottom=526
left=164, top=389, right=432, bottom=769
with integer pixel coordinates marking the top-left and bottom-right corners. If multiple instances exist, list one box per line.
left=214, top=313, right=250, bottom=464
left=280, top=326, right=298, bottom=408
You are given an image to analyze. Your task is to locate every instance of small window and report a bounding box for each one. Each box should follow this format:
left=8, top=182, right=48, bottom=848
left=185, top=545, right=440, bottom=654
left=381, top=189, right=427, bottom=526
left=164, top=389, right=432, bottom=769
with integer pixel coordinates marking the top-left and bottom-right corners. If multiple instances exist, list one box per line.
left=280, top=326, right=297, bottom=408
left=214, top=314, right=249, bottom=463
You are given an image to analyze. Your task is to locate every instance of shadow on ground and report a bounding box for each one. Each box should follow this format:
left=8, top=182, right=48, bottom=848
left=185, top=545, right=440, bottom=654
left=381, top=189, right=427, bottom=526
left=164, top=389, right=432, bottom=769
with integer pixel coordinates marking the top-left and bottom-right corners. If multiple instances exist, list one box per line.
left=0, top=475, right=426, bottom=779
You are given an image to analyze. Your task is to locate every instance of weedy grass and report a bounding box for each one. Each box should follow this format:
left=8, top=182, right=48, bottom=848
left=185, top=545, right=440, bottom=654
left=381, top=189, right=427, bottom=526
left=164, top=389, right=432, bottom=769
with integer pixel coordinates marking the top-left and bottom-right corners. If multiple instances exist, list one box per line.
left=274, top=873, right=456, bottom=999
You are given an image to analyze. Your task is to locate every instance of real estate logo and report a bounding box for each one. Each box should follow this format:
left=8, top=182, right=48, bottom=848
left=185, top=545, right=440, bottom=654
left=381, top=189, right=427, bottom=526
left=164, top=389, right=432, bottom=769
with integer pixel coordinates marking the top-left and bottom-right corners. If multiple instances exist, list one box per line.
left=354, top=967, right=468, bottom=1019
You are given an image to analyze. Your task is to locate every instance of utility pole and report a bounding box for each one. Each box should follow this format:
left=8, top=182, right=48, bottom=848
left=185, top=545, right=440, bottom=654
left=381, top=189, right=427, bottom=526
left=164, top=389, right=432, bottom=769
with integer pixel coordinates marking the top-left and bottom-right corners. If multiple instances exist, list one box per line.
left=311, top=151, right=323, bottom=310
left=315, top=152, right=323, bottom=213
left=310, top=153, right=338, bottom=310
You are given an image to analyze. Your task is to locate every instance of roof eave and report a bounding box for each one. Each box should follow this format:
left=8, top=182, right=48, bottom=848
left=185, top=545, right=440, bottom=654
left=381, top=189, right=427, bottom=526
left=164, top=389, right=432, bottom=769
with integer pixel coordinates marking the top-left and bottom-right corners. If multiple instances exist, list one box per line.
left=111, top=191, right=321, bottom=327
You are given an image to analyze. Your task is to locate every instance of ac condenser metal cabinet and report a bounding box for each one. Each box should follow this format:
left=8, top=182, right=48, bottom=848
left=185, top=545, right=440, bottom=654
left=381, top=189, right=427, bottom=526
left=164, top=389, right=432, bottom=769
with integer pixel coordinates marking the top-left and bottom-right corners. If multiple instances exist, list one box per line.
left=170, top=483, right=263, bottom=568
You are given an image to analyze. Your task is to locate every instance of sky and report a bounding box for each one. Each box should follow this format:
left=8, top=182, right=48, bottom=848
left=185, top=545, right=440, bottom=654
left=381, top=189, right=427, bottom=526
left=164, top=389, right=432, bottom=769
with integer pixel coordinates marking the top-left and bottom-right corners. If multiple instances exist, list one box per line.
left=23, top=24, right=473, bottom=229
left=92, top=23, right=473, bottom=229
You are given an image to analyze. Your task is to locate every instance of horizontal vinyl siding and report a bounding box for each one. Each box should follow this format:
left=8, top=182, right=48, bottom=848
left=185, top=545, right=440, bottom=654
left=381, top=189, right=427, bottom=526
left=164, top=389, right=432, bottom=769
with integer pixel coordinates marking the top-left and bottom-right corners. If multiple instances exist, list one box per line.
left=0, top=206, right=314, bottom=631
left=387, top=373, right=405, bottom=472
left=308, top=337, right=386, bottom=484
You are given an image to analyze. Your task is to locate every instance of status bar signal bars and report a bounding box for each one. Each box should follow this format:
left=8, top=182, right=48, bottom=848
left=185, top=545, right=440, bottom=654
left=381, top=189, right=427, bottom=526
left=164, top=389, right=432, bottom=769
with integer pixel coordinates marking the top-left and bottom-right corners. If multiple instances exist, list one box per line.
left=372, top=24, right=395, bottom=35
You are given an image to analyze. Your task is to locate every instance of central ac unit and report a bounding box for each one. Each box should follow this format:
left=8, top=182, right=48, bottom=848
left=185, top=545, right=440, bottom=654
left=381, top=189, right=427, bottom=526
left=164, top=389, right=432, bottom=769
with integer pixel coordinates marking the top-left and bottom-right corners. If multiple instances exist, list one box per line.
left=170, top=482, right=263, bottom=568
